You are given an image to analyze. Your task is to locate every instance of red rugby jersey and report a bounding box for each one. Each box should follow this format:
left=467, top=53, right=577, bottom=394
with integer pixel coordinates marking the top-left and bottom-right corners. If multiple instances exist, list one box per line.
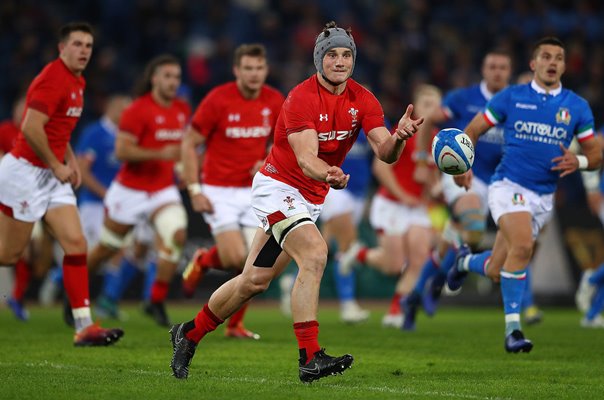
left=262, top=75, right=384, bottom=204
left=0, top=121, right=19, bottom=154
left=191, top=82, right=284, bottom=187
left=11, top=58, right=85, bottom=167
left=376, top=133, right=424, bottom=201
left=115, top=93, right=190, bottom=191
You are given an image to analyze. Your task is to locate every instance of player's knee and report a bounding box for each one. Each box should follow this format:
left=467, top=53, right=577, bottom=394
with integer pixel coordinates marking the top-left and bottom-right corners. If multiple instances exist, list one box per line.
left=510, top=242, right=533, bottom=262
left=301, top=242, right=328, bottom=276
left=242, top=272, right=272, bottom=296
left=63, top=234, right=88, bottom=254
left=0, top=250, right=21, bottom=265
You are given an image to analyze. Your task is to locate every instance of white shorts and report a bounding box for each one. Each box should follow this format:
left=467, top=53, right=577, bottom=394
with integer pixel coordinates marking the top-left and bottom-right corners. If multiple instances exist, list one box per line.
left=441, top=172, right=489, bottom=214
left=252, top=173, right=322, bottom=234
left=319, top=188, right=365, bottom=225
left=79, top=202, right=105, bottom=246
left=0, top=154, right=76, bottom=222
left=104, top=181, right=182, bottom=226
left=488, top=178, right=554, bottom=238
left=369, top=194, right=432, bottom=235
left=201, top=184, right=259, bottom=234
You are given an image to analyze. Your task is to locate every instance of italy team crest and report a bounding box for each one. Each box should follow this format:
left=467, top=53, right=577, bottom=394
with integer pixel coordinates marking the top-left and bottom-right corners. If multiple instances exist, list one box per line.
left=556, top=108, right=571, bottom=125
left=512, top=193, right=525, bottom=206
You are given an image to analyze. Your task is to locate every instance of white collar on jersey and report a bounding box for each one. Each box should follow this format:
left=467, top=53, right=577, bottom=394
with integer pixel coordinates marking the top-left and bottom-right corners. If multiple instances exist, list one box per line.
left=100, top=116, right=118, bottom=136
left=479, top=80, right=495, bottom=100
left=530, top=79, right=562, bottom=97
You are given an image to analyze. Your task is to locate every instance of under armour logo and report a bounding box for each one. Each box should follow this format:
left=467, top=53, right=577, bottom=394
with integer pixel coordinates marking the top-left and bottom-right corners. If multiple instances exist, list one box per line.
left=228, top=113, right=241, bottom=122
left=319, top=114, right=328, bottom=122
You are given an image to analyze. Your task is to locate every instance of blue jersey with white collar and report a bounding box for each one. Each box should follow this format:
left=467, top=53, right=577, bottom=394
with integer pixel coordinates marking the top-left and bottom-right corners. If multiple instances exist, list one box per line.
left=442, top=82, right=504, bottom=184
left=75, top=117, right=121, bottom=204
left=484, top=82, right=595, bottom=194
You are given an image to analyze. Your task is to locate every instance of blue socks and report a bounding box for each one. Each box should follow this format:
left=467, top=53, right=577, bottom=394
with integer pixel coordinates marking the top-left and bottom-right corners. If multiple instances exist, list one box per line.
left=412, top=253, right=440, bottom=295
left=143, top=259, right=157, bottom=301
left=102, top=258, right=140, bottom=302
left=501, top=268, right=527, bottom=335
left=521, top=267, right=534, bottom=310
left=333, top=257, right=356, bottom=301
left=460, top=250, right=492, bottom=277
left=588, top=264, right=604, bottom=286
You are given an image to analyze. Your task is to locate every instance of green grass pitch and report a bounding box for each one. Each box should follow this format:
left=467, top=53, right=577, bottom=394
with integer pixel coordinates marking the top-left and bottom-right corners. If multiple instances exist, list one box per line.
left=1, top=303, right=603, bottom=400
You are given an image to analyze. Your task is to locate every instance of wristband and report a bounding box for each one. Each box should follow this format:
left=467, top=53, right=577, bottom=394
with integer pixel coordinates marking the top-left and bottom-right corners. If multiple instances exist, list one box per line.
left=577, top=155, right=589, bottom=170
left=187, top=183, right=202, bottom=195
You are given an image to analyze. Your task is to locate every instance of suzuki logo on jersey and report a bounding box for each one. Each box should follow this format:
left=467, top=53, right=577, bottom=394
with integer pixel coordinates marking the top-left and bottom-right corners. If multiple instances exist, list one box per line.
left=319, top=114, right=328, bottom=122
left=225, top=127, right=271, bottom=139
left=318, top=130, right=354, bottom=141
left=556, top=108, right=571, bottom=125
left=155, top=129, right=183, bottom=140
left=514, top=121, right=568, bottom=140
left=228, top=113, right=241, bottom=122
left=66, top=107, right=82, bottom=117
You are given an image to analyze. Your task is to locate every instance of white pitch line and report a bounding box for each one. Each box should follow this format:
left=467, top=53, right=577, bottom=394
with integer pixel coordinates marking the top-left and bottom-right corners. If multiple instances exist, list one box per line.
left=0, top=361, right=512, bottom=400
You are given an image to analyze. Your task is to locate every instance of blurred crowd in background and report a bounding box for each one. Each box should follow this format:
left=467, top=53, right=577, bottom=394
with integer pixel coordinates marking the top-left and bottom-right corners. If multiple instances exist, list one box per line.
left=1, top=0, right=603, bottom=128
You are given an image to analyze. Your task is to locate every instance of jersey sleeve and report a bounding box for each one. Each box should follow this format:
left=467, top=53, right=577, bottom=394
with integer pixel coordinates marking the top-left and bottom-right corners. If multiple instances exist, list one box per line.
left=27, top=76, right=64, bottom=117
left=190, top=91, right=219, bottom=139
left=282, top=89, right=316, bottom=135
left=360, top=91, right=385, bottom=134
left=483, top=88, right=510, bottom=126
left=118, top=103, right=146, bottom=141
left=574, top=99, right=595, bottom=143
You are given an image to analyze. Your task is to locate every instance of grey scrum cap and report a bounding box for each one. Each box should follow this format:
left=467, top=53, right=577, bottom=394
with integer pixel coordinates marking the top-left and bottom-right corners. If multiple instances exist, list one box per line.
left=313, top=26, right=356, bottom=76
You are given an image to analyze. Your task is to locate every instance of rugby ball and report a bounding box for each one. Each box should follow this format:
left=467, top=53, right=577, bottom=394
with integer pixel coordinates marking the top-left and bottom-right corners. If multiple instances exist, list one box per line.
left=431, top=128, right=474, bottom=175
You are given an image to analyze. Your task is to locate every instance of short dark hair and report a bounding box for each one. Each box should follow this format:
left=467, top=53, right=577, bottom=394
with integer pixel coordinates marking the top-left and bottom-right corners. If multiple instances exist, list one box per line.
left=59, top=22, right=94, bottom=42
left=531, top=37, right=565, bottom=59
left=135, top=54, right=180, bottom=96
left=483, top=49, right=513, bottom=67
left=233, top=44, right=267, bottom=66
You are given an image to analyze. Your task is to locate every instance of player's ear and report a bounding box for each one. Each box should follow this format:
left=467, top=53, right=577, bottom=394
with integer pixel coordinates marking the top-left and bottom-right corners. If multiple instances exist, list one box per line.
left=58, top=42, right=65, bottom=53
left=529, top=59, right=536, bottom=72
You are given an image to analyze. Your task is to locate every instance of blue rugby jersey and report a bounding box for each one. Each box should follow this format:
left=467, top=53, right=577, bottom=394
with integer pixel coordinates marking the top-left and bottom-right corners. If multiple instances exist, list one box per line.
left=442, top=81, right=505, bottom=184
left=484, top=81, right=595, bottom=194
left=75, top=117, right=121, bottom=204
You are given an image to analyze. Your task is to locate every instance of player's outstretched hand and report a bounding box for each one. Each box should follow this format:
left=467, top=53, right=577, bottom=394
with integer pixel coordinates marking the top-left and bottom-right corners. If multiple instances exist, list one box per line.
left=395, top=104, right=424, bottom=141
left=326, top=166, right=349, bottom=190
left=551, top=143, right=579, bottom=177
left=453, top=169, right=473, bottom=191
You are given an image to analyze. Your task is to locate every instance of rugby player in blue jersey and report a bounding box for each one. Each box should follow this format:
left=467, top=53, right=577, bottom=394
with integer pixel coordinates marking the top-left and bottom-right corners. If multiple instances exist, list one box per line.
left=448, top=37, right=602, bottom=352
left=402, top=50, right=514, bottom=330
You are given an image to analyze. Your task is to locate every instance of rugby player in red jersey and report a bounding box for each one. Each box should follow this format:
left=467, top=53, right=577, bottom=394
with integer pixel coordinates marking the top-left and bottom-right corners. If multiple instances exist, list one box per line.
left=170, top=21, right=424, bottom=382
left=87, top=54, right=191, bottom=327
left=180, top=43, right=285, bottom=339
left=0, top=22, right=123, bottom=346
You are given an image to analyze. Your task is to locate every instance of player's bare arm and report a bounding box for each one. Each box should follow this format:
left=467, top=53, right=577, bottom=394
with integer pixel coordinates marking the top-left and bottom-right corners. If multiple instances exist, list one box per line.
left=65, top=144, right=82, bottom=189
left=367, top=104, right=423, bottom=164
left=288, top=128, right=349, bottom=189
left=181, top=126, right=213, bottom=213
left=77, top=154, right=107, bottom=198
left=21, top=108, right=73, bottom=182
left=115, top=131, right=180, bottom=162
left=552, top=139, right=603, bottom=178
left=454, top=112, right=492, bottom=189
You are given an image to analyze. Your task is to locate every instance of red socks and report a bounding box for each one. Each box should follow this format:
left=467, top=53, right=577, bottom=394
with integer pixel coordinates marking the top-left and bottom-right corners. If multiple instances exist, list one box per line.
left=357, top=247, right=369, bottom=265
left=150, top=280, right=169, bottom=303
left=388, top=293, right=402, bottom=315
left=199, top=246, right=223, bottom=270
left=63, top=254, right=90, bottom=308
left=294, top=320, right=320, bottom=364
left=185, top=304, right=224, bottom=343
left=12, top=258, right=30, bottom=301
left=227, top=302, right=249, bottom=328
